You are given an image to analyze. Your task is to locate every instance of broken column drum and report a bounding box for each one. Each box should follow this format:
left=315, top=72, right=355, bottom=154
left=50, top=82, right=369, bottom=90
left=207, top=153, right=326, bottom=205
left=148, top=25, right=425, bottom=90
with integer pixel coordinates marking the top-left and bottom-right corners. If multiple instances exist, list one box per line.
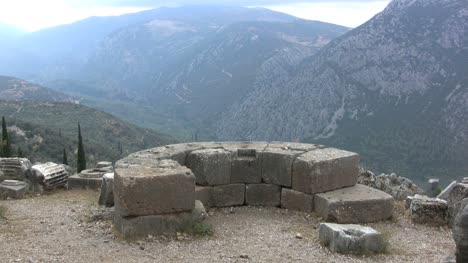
left=113, top=142, right=395, bottom=239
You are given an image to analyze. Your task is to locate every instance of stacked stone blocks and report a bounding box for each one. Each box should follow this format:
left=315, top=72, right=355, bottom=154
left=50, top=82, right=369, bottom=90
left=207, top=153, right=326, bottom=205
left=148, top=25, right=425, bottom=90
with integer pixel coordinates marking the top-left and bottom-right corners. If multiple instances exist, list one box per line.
left=113, top=142, right=395, bottom=238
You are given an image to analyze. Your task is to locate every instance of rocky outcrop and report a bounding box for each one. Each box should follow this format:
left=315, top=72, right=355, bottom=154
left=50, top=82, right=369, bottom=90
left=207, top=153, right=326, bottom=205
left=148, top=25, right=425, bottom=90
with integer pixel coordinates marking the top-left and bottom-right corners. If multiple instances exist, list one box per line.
left=358, top=170, right=425, bottom=200
left=448, top=183, right=468, bottom=227
left=453, top=203, right=468, bottom=262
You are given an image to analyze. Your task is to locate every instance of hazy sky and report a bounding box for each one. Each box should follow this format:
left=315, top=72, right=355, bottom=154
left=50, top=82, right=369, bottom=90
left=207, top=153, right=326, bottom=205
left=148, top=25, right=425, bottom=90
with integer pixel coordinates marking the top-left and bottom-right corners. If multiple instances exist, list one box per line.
left=0, top=0, right=391, bottom=31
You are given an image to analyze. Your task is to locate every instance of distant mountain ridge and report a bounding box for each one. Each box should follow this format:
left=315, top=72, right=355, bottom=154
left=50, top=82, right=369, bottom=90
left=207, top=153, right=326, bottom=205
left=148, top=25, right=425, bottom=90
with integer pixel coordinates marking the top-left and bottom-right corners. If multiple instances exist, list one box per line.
left=216, top=0, right=468, bottom=184
left=0, top=76, right=75, bottom=102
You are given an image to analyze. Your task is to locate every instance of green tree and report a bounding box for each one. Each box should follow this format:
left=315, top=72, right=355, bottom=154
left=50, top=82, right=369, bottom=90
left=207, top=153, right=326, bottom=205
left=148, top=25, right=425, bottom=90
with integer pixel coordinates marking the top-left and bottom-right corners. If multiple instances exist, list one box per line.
left=77, top=124, right=86, bottom=173
left=62, top=147, right=68, bottom=165
left=1, top=116, right=12, bottom=157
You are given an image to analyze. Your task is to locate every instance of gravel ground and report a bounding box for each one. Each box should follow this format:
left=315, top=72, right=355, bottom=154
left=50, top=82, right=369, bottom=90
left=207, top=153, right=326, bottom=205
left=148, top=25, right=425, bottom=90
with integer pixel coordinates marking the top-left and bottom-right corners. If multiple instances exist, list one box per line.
left=0, top=189, right=456, bottom=263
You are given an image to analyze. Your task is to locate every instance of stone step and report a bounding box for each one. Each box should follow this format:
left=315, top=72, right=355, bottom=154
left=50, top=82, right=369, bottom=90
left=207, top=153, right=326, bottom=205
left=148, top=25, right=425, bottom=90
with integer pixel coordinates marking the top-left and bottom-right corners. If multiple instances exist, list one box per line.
left=315, top=184, right=394, bottom=223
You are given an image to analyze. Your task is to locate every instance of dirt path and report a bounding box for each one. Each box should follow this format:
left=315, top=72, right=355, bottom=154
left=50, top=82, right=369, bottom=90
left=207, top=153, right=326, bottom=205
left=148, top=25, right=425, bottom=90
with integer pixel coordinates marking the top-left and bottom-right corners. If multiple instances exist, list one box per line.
left=0, top=190, right=455, bottom=263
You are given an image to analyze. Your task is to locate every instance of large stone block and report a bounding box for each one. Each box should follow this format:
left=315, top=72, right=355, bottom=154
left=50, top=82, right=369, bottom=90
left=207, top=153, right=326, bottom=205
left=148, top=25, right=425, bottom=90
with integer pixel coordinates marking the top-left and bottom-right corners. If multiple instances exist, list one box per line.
left=114, top=200, right=206, bottom=239
left=0, top=180, right=29, bottom=199
left=211, top=184, right=245, bottom=207
left=261, top=147, right=304, bottom=187
left=67, top=175, right=102, bottom=190
left=245, top=184, right=281, bottom=207
left=292, top=148, right=359, bottom=194
left=319, top=223, right=386, bottom=254
left=315, top=184, right=394, bottom=223
left=186, top=149, right=233, bottom=186
left=281, top=188, right=313, bottom=213
left=268, top=142, right=320, bottom=152
left=231, top=149, right=262, bottom=184
left=410, top=196, right=448, bottom=226
left=114, top=160, right=195, bottom=217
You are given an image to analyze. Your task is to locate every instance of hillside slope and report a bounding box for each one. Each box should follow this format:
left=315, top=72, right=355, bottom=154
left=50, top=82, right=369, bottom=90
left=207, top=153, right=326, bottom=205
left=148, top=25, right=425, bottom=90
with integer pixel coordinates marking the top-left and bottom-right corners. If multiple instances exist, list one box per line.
left=0, top=101, right=174, bottom=168
left=216, top=0, right=468, bottom=184
left=0, top=75, right=75, bottom=102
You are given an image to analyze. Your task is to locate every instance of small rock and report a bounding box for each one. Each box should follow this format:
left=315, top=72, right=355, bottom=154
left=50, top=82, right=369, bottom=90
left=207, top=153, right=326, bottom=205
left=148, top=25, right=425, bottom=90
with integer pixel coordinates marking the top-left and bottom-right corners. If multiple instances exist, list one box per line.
left=295, top=233, right=304, bottom=239
left=240, top=254, right=249, bottom=259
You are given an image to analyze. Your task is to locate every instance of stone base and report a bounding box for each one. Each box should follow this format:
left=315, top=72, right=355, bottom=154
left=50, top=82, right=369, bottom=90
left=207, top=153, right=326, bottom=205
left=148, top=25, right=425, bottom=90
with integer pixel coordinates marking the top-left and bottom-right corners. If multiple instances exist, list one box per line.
left=245, top=184, right=281, bottom=207
left=410, top=196, right=448, bottom=226
left=68, top=175, right=102, bottom=190
left=0, top=180, right=29, bottom=199
left=319, top=223, right=386, bottom=254
left=281, top=188, right=313, bottom=212
left=114, top=201, right=206, bottom=239
left=315, top=184, right=394, bottom=223
left=211, top=184, right=245, bottom=207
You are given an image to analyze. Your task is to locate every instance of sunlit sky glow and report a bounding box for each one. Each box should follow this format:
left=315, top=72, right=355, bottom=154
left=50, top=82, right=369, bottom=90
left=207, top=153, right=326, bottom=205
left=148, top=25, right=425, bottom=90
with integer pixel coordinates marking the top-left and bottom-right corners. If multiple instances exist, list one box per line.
left=0, top=0, right=391, bottom=32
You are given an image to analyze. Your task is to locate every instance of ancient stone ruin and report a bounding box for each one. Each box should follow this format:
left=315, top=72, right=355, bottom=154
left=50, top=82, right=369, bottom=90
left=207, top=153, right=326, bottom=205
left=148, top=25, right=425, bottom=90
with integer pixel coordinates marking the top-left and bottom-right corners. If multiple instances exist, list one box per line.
left=113, top=142, right=395, bottom=239
left=0, top=158, right=32, bottom=181
left=68, top=161, right=113, bottom=189
left=30, top=162, right=70, bottom=191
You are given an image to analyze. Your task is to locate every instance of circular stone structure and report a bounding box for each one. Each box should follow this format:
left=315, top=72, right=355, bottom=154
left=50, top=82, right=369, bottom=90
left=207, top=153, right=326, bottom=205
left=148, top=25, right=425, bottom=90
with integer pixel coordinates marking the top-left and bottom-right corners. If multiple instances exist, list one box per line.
left=113, top=142, right=393, bottom=239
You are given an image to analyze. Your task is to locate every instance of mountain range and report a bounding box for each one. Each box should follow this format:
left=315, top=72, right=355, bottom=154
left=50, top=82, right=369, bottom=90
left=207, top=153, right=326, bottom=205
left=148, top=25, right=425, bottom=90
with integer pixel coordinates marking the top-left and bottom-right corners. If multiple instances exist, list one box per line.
left=0, top=1, right=466, bottom=184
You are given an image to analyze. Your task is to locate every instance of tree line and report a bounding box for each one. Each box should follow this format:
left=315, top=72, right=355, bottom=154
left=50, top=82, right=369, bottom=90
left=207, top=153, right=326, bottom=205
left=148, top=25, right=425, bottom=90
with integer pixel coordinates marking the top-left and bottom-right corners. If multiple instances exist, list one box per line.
left=1, top=116, right=87, bottom=173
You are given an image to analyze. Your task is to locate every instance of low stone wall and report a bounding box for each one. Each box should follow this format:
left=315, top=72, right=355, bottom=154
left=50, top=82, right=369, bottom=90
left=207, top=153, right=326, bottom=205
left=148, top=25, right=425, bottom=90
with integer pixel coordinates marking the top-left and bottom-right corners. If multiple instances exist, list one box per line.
left=113, top=142, right=392, bottom=239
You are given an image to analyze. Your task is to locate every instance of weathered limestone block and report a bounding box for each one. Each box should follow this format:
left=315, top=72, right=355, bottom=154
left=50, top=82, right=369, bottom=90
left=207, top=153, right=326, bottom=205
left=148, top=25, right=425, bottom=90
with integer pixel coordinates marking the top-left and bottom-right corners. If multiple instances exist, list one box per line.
left=448, top=183, right=468, bottom=227
left=114, top=200, right=207, bottom=239
left=186, top=149, right=233, bottom=186
left=453, top=203, right=468, bottom=263
left=315, top=184, right=394, bottom=223
left=114, top=160, right=195, bottom=217
left=231, top=149, right=262, bottom=184
left=98, top=173, right=114, bottom=207
left=281, top=188, right=313, bottom=213
left=245, top=184, right=281, bottom=207
left=195, top=186, right=212, bottom=208
left=261, top=147, right=304, bottom=187
left=211, top=184, right=245, bottom=207
left=0, top=158, right=32, bottom=181
left=268, top=142, right=320, bottom=152
left=0, top=180, right=29, bottom=199
left=292, top=148, right=359, bottom=194
left=319, top=223, right=386, bottom=254
left=410, top=196, right=448, bottom=226
left=68, top=175, right=102, bottom=190
left=438, top=181, right=458, bottom=200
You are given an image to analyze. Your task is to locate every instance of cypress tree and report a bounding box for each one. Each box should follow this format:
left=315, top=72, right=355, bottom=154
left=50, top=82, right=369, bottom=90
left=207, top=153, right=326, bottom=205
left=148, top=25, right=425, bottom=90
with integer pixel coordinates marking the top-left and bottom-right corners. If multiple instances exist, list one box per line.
left=77, top=124, right=86, bottom=173
left=63, top=148, right=68, bottom=165
left=1, top=116, right=12, bottom=157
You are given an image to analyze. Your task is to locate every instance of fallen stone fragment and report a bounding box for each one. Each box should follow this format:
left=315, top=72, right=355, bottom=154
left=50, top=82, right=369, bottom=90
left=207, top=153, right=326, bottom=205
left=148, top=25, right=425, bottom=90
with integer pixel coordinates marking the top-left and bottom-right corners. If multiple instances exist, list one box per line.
left=315, top=184, right=394, bottom=223
left=0, top=180, right=29, bottom=199
left=410, top=196, right=448, bottom=226
left=438, top=181, right=458, bottom=200
left=319, top=223, right=386, bottom=254
left=98, top=173, right=114, bottom=207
